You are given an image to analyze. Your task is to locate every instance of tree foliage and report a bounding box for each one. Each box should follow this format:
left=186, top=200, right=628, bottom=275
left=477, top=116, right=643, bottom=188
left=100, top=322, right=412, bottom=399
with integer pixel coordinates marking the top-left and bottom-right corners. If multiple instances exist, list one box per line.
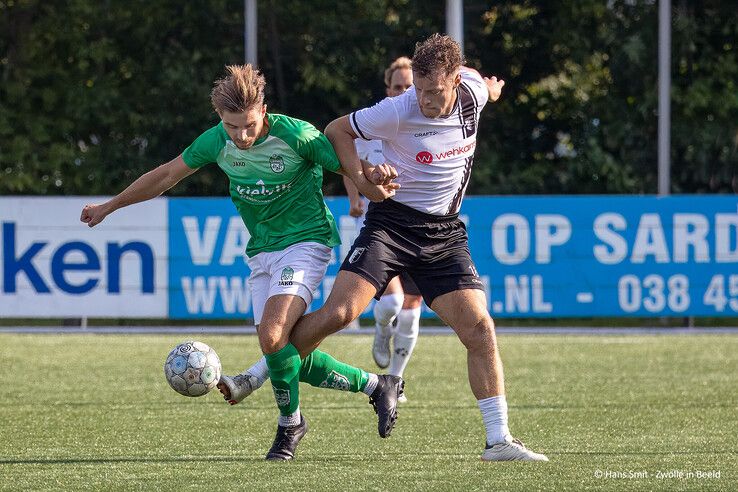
left=1, top=0, right=736, bottom=196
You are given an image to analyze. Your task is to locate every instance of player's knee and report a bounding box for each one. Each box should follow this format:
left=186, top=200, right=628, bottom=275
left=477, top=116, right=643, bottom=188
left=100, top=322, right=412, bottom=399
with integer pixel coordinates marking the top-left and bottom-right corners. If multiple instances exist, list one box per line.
left=258, top=331, right=288, bottom=354
left=396, top=308, right=420, bottom=337
left=326, top=303, right=356, bottom=331
left=458, top=316, right=496, bottom=352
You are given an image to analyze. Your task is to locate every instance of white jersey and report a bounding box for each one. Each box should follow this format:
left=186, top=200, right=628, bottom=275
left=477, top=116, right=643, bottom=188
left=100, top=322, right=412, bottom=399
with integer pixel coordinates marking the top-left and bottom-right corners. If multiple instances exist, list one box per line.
left=350, top=68, right=488, bottom=215
left=355, top=138, right=385, bottom=166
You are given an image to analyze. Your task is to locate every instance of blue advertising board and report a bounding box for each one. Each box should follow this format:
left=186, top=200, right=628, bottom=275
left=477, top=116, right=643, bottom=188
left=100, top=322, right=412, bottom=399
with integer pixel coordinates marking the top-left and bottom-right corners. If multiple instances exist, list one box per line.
left=168, top=196, right=738, bottom=319
left=168, top=197, right=359, bottom=319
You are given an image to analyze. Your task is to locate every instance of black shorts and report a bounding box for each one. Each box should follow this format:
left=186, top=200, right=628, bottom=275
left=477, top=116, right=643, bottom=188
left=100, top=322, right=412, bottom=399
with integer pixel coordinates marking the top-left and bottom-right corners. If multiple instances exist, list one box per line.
left=398, top=272, right=420, bottom=296
left=340, top=199, right=484, bottom=306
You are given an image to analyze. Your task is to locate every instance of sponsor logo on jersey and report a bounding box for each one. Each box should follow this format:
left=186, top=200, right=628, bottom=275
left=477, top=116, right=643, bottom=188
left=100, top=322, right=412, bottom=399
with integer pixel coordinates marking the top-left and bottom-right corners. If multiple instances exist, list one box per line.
left=416, top=142, right=477, bottom=165
left=319, top=370, right=350, bottom=391
left=235, top=180, right=292, bottom=203
left=414, top=131, right=438, bottom=137
left=279, top=266, right=294, bottom=286
left=435, top=141, right=476, bottom=161
left=273, top=388, right=290, bottom=406
left=269, top=154, right=285, bottom=173
left=348, top=247, right=366, bottom=264
left=416, top=151, right=433, bottom=164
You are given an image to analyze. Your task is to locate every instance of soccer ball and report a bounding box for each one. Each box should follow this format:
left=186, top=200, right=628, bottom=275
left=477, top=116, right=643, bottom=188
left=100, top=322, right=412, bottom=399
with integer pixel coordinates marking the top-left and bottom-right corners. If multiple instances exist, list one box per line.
left=164, top=341, right=222, bottom=397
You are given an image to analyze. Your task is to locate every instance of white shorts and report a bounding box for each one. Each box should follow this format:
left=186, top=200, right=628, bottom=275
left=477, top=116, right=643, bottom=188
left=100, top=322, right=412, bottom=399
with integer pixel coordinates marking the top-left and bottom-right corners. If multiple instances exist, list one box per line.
left=247, top=241, right=332, bottom=325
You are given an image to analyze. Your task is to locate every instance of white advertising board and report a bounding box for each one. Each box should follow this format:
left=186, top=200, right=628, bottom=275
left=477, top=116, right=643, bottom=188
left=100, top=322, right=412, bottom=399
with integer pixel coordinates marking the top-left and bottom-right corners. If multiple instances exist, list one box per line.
left=0, top=197, right=168, bottom=317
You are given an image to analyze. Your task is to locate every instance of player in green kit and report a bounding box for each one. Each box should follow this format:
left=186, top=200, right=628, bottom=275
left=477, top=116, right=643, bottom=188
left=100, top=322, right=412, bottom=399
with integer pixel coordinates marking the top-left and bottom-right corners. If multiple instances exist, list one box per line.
left=80, top=65, right=404, bottom=461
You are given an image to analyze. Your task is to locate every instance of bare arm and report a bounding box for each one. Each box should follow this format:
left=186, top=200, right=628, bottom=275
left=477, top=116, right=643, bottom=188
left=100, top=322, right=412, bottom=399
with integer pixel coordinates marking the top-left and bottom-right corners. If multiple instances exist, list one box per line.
left=325, top=116, right=399, bottom=202
left=80, top=154, right=197, bottom=227
left=325, top=116, right=364, bottom=182
left=483, top=76, right=505, bottom=102
left=342, top=175, right=365, bottom=217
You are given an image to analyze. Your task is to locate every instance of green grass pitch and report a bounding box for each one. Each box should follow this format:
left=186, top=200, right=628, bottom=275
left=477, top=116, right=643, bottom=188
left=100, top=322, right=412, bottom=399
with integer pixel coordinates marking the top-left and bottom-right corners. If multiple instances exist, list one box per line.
left=1, top=333, right=736, bottom=491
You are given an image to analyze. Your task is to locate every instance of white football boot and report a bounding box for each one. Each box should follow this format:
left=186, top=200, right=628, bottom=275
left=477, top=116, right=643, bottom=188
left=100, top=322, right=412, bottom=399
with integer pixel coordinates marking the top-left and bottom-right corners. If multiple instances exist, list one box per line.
left=372, top=325, right=392, bottom=369
left=481, top=438, right=549, bottom=462
left=218, top=372, right=262, bottom=405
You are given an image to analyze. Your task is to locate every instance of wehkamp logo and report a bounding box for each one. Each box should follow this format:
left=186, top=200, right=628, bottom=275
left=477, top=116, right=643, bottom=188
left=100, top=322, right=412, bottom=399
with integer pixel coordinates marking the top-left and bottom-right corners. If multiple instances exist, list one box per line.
left=416, top=142, right=476, bottom=164
left=416, top=151, right=433, bottom=164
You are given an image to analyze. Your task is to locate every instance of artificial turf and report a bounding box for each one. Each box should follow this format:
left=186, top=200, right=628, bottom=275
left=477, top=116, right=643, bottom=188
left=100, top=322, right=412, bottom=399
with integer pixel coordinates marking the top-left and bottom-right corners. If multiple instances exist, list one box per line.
left=1, top=332, right=736, bottom=491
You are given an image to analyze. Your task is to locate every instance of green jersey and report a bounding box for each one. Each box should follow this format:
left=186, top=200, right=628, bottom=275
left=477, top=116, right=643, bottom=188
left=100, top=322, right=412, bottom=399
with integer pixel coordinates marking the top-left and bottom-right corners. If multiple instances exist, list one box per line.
left=182, top=113, right=342, bottom=257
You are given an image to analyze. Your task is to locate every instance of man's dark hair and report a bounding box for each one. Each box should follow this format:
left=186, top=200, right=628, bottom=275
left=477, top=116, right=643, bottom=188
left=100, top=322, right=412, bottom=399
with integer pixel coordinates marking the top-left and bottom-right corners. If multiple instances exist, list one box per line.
left=411, top=33, right=465, bottom=78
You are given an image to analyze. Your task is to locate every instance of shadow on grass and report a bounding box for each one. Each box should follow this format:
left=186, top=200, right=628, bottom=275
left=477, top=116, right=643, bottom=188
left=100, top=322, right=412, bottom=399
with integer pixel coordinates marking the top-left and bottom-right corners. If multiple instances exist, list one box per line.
left=0, top=456, right=262, bottom=466
left=2, top=449, right=736, bottom=467
left=2, top=402, right=737, bottom=414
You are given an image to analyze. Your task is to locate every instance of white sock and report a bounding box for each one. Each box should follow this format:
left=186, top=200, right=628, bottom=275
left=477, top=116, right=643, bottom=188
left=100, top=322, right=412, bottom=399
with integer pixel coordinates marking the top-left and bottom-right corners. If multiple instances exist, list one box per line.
left=362, top=373, right=379, bottom=395
left=245, top=357, right=270, bottom=385
left=478, top=395, right=513, bottom=445
left=278, top=407, right=301, bottom=427
left=373, top=293, right=403, bottom=334
left=389, top=307, right=420, bottom=377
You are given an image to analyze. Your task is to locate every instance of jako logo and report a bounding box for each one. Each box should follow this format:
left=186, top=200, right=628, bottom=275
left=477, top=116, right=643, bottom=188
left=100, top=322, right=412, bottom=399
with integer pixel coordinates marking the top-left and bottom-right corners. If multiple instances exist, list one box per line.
left=1, top=222, right=155, bottom=294
left=416, top=151, right=433, bottom=164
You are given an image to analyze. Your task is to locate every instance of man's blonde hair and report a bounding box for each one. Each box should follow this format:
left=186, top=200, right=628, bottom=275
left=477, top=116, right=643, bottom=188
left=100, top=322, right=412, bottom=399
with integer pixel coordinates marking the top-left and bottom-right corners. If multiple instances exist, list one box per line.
left=210, top=64, right=266, bottom=113
left=384, top=56, right=412, bottom=88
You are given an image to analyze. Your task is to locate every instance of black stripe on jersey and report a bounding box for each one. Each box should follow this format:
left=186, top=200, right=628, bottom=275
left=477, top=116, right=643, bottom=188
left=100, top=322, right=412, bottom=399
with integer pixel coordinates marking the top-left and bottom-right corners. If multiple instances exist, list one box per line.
left=456, top=87, right=465, bottom=136
left=466, top=80, right=480, bottom=113
left=447, top=155, right=474, bottom=214
left=458, top=82, right=478, bottom=139
left=351, top=112, right=370, bottom=140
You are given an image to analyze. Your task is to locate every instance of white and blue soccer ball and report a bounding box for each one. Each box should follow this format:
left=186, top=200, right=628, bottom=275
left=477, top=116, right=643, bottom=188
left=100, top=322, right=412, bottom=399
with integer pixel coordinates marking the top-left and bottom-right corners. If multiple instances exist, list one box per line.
left=164, top=341, right=222, bottom=397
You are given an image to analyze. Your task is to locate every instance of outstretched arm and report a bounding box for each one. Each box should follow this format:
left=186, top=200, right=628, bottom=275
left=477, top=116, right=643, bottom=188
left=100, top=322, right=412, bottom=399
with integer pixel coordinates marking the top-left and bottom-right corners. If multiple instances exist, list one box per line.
left=80, top=154, right=196, bottom=227
left=462, top=66, right=505, bottom=103
left=483, top=76, right=505, bottom=102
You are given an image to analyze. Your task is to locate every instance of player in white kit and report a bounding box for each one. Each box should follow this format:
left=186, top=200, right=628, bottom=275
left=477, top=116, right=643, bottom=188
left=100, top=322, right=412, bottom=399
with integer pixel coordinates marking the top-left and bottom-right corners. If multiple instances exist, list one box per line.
left=343, top=57, right=422, bottom=397
left=289, top=34, right=549, bottom=461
